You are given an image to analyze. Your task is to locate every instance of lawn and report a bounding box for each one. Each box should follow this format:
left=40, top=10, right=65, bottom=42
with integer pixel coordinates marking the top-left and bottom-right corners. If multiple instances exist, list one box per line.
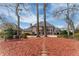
left=0, top=37, right=79, bottom=56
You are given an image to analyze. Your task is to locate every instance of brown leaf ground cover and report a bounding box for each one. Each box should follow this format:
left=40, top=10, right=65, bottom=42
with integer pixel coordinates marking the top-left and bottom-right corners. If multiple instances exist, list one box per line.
left=0, top=37, right=79, bottom=56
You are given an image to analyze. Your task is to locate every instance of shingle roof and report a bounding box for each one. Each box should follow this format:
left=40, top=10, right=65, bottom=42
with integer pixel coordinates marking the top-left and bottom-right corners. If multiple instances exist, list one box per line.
left=33, top=21, right=54, bottom=27
left=25, top=21, right=56, bottom=32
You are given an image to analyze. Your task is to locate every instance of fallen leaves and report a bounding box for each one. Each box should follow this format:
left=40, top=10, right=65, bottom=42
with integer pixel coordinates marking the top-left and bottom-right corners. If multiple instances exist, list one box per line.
left=0, top=37, right=79, bottom=56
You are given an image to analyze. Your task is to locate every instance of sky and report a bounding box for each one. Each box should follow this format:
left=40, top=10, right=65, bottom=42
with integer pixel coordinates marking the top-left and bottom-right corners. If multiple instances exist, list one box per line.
left=0, top=3, right=79, bottom=29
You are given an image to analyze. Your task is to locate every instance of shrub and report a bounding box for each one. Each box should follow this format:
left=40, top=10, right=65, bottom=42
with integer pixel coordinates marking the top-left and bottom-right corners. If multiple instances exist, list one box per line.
left=60, top=30, right=72, bottom=35
left=60, top=30, right=67, bottom=35
left=58, top=34, right=68, bottom=38
left=58, top=30, right=73, bottom=38
left=73, top=32, right=79, bottom=40
left=25, top=32, right=31, bottom=35
left=4, top=28, right=14, bottom=39
left=0, top=31, right=5, bottom=38
left=21, top=33, right=27, bottom=38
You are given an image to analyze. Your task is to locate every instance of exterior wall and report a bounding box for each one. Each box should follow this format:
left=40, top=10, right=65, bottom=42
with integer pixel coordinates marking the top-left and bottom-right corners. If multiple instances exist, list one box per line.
left=32, top=26, right=37, bottom=34
left=32, top=26, right=58, bottom=35
left=46, top=27, right=54, bottom=35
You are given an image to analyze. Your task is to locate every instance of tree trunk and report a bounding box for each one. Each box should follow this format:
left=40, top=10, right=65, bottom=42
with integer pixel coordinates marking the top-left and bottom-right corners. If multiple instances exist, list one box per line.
left=30, top=23, right=33, bottom=34
left=66, top=3, right=70, bottom=38
left=67, top=23, right=70, bottom=37
left=72, top=26, right=75, bottom=38
left=44, top=3, right=47, bottom=37
left=36, top=3, right=40, bottom=37
left=70, top=20, right=75, bottom=38
left=66, top=3, right=75, bottom=38
left=16, top=3, right=20, bottom=38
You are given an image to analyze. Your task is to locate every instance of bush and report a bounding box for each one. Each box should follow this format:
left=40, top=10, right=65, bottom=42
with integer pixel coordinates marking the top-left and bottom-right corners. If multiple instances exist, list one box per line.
left=0, top=31, right=5, bottom=38
left=58, top=34, right=68, bottom=38
left=25, top=33, right=31, bottom=35
left=73, top=32, right=79, bottom=40
left=20, top=33, right=27, bottom=38
left=60, top=30, right=72, bottom=35
left=4, top=28, right=14, bottom=39
left=60, top=30, right=67, bottom=35
left=58, top=30, right=73, bottom=38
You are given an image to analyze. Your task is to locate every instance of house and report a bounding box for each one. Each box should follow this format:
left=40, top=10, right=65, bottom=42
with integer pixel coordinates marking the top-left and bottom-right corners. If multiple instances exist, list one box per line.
left=24, top=21, right=60, bottom=35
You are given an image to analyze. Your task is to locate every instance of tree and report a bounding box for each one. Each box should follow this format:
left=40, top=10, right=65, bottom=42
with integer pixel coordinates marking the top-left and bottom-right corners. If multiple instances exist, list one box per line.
left=53, top=3, right=79, bottom=38
left=36, top=3, right=40, bottom=37
left=16, top=3, right=20, bottom=38
left=0, top=3, right=30, bottom=39
left=0, top=4, right=21, bottom=38
left=0, top=14, right=16, bottom=29
left=0, top=15, right=17, bottom=40
left=44, top=3, right=47, bottom=37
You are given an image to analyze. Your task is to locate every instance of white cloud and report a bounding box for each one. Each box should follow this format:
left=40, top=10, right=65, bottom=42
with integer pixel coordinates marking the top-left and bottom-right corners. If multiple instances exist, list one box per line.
left=51, top=3, right=66, bottom=7
left=56, top=25, right=66, bottom=28
left=20, top=10, right=44, bottom=25
left=50, top=3, right=67, bottom=12
left=20, top=14, right=37, bottom=24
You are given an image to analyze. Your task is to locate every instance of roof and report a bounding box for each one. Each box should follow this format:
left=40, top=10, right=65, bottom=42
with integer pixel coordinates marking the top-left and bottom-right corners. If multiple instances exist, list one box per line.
left=24, top=21, right=56, bottom=32
left=33, top=21, right=55, bottom=27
